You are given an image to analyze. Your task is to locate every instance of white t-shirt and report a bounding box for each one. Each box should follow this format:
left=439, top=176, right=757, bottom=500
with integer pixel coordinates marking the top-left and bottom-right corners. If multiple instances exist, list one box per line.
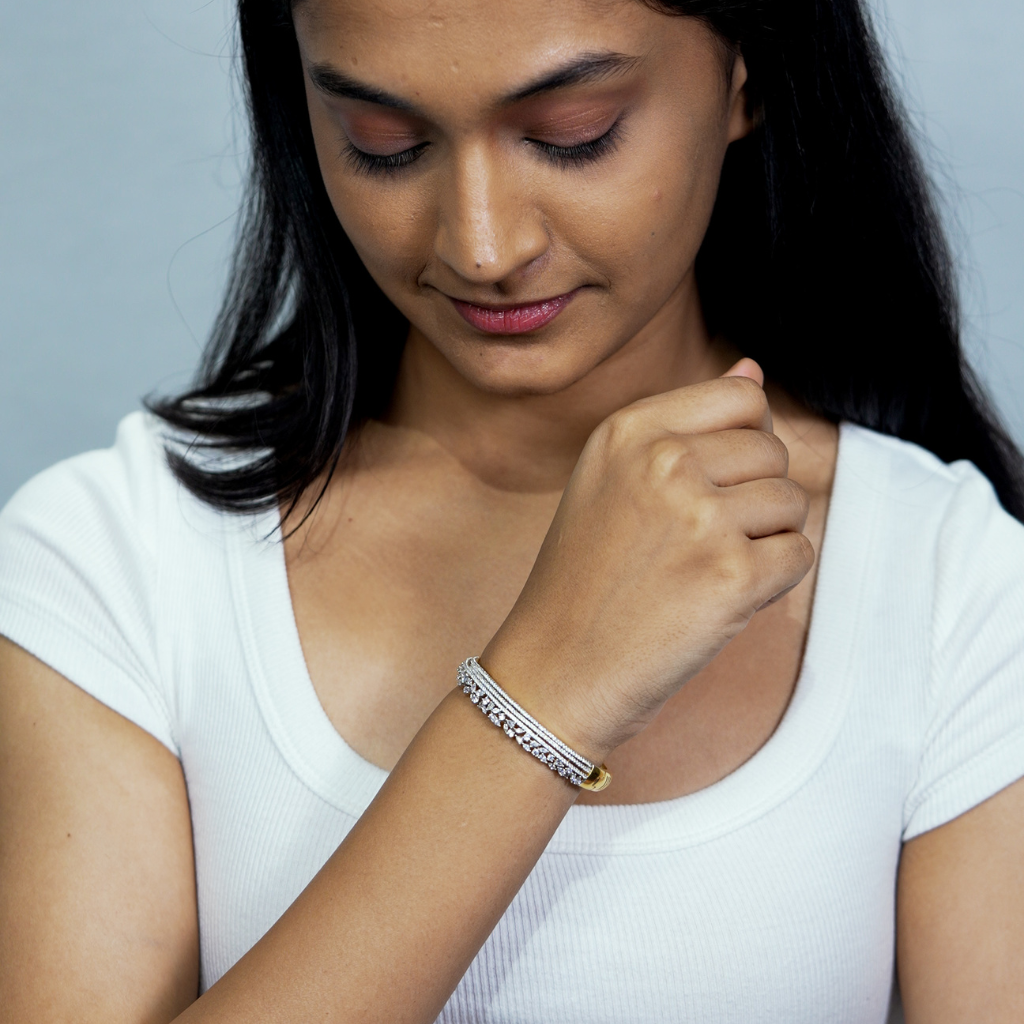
left=2, top=411, right=1024, bottom=1024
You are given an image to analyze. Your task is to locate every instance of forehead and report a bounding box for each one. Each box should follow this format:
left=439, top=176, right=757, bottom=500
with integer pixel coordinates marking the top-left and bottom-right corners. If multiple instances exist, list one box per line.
left=297, top=0, right=642, bottom=37
left=293, top=0, right=668, bottom=94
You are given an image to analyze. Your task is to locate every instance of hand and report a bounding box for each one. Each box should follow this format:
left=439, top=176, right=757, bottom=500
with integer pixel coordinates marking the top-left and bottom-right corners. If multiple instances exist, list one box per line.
left=482, top=359, right=814, bottom=761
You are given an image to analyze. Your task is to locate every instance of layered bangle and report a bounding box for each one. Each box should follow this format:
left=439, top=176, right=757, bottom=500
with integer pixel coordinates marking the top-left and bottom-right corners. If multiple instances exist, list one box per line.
left=457, top=657, right=611, bottom=792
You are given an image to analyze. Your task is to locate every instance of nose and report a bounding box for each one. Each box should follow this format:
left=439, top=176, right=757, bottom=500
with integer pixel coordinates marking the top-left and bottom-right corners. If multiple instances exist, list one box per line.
left=433, top=141, right=549, bottom=286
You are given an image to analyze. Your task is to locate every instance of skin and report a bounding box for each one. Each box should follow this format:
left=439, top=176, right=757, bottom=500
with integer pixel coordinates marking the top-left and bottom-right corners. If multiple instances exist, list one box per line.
left=1, top=1, right=1022, bottom=1022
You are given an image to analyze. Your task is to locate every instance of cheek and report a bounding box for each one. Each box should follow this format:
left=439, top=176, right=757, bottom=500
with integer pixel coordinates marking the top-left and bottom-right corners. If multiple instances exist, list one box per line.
left=552, top=108, right=726, bottom=297
left=336, top=184, right=430, bottom=282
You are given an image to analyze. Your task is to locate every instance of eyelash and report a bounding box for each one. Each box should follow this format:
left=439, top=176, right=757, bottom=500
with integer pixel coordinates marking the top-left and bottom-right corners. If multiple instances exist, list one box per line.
left=343, top=119, right=623, bottom=177
left=528, top=119, right=623, bottom=169
left=343, top=141, right=429, bottom=176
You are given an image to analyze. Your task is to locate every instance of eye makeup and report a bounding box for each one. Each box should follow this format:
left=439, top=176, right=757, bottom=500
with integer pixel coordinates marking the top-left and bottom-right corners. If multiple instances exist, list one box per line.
left=519, top=100, right=626, bottom=169
left=336, top=102, right=424, bottom=147
left=327, top=81, right=637, bottom=178
left=527, top=119, right=624, bottom=169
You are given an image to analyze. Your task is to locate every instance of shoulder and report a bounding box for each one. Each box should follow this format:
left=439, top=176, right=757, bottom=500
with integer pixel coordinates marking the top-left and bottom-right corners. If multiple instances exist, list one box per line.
left=832, top=426, right=1024, bottom=840
left=840, top=427, right=1024, bottom=837
left=836, top=423, right=1024, bottom=640
left=836, top=422, right=1019, bottom=547
left=839, top=421, right=992, bottom=497
left=0, top=411, right=236, bottom=556
left=1, top=411, right=173, bottom=545
left=0, top=412, right=224, bottom=756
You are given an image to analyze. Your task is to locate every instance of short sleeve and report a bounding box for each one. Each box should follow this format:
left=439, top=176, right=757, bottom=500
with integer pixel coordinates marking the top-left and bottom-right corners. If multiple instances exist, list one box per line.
left=903, top=463, right=1024, bottom=840
left=0, top=413, right=178, bottom=756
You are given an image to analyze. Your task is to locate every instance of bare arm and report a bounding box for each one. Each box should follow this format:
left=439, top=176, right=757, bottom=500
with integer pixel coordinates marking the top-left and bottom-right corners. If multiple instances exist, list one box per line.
left=1, top=371, right=813, bottom=1023
left=0, top=637, right=199, bottom=1023
left=0, top=637, right=578, bottom=1024
left=897, top=775, right=1024, bottom=1023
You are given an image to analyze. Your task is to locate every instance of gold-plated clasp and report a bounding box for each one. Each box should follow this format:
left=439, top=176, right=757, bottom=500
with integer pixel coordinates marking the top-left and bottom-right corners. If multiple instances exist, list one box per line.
left=580, top=764, right=612, bottom=792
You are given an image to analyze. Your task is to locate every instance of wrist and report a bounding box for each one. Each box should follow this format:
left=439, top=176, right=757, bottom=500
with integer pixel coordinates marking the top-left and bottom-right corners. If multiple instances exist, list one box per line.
left=457, top=657, right=612, bottom=792
left=478, top=633, right=621, bottom=767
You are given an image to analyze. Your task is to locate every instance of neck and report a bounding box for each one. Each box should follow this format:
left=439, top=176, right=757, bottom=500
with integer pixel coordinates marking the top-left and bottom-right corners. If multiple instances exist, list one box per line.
left=386, top=276, right=734, bottom=492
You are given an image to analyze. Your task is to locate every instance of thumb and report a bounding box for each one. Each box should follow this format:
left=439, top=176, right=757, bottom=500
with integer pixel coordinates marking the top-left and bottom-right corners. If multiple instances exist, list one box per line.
left=721, top=357, right=764, bottom=388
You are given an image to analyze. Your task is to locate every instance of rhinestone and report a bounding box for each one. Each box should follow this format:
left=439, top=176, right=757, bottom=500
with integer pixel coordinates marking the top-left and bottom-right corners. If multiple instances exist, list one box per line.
left=470, top=693, right=480, bottom=704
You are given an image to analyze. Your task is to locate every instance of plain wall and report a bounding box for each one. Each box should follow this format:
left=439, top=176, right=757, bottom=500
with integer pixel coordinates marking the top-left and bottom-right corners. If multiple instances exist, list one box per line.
left=1, top=0, right=242, bottom=504
left=2, top=0, right=1022, bottom=505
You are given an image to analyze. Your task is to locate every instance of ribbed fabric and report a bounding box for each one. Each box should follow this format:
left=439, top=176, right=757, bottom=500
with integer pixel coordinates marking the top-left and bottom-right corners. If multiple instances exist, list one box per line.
left=2, top=411, right=1023, bottom=1023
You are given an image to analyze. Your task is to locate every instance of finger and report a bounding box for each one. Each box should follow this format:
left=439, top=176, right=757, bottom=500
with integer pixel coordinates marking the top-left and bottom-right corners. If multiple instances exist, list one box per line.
left=720, top=357, right=764, bottom=387
left=621, top=374, right=772, bottom=439
left=748, top=530, right=816, bottom=607
left=682, top=429, right=789, bottom=487
left=721, top=477, right=810, bottom=538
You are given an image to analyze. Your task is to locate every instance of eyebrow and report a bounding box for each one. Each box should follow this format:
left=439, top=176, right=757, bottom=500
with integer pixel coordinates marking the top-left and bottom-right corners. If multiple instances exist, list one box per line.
left=307, top=51, right=643, bottom=114
left=504, top=51, right=643, bottom=104
left=307, top=66, right=416, bottom=111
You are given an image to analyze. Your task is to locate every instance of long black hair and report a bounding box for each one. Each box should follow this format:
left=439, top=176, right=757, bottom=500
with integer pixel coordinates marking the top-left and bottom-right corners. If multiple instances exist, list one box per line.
left=150, top=0, right=1024, bottom=522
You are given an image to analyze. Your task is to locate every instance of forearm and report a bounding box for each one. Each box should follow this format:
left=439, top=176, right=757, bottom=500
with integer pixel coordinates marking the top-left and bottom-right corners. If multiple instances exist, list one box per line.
left=179, top=687, right=578, bottom=1024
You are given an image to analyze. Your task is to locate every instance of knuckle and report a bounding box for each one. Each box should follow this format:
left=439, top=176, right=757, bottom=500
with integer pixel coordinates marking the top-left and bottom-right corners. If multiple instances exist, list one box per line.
left=751, top=391, right=771, bottom=423
left=761, top=432, right=790, bottom=475
left=645, top=436, right=683, bottom=481
left=762, top=475, right=807, bottom=516
left=776, top=532, right=815, bottom=584
left=782, top=477, right=810, bottom=510
left=718, top=541, right=755, bottom=587
left=741, top=429, right=785, bottom=476
left=798, top=487, right=811, bottom=519
left=673, top=492, right=716, bottom=548
left=691, top=492, right=723, bottom=536
left=795, top=531, right=816, bottom=567
left=601, top=405, right=644, bottom=449
left=727, top=374, right=768, bottom=415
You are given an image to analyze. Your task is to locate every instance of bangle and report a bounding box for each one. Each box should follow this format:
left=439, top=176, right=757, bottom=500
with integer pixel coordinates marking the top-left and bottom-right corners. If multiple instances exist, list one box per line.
left=457, top=657, right=612, bottom=792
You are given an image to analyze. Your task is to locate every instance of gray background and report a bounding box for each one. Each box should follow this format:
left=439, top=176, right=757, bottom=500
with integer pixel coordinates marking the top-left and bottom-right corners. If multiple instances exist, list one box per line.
left=2, top=0, right=1022, bottom=505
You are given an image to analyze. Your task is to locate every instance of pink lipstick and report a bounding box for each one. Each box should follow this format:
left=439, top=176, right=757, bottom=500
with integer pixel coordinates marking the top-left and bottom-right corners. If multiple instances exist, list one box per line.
left=450, top=290, right=577, bottom=335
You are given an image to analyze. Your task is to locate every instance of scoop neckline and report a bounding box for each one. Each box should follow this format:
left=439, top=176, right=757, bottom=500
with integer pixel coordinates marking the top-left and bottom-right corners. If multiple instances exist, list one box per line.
left=229, top=422, right=874, bottom=854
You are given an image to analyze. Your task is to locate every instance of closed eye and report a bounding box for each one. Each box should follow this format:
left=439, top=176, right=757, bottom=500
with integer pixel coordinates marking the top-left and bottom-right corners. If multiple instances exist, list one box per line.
left=527, top=119, right=623, bottom=169
left=344, top=140, right=430, bottom=176
left=342, top=117, right=623, bottom=178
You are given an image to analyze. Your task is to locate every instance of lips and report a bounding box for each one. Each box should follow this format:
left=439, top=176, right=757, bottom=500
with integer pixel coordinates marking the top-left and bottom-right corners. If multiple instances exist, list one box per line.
left=450, top=289, right=578, bottom=335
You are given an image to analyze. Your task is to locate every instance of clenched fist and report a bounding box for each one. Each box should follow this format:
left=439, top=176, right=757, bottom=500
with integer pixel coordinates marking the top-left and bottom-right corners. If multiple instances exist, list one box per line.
left=482, top=359, right=814, bottom=762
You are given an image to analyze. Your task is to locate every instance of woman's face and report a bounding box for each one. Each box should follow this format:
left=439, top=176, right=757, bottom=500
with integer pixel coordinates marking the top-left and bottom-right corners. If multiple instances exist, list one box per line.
left=293, top=0, right=751, bottom=397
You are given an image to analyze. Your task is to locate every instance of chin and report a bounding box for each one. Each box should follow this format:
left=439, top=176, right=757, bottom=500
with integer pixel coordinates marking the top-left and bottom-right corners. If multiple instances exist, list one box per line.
left=449, top=340, right=605, bottom=398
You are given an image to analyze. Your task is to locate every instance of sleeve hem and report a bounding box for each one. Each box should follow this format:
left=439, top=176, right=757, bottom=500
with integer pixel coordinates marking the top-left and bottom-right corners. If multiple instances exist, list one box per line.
left=0, top=602, right=180, bottom=758
left=902, top=725, right=1024, bottom=841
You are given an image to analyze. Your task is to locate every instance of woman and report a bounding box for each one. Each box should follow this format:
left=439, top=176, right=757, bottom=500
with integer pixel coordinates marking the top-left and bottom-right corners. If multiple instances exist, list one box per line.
left=1, top=0, right=1023, bottom=1021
